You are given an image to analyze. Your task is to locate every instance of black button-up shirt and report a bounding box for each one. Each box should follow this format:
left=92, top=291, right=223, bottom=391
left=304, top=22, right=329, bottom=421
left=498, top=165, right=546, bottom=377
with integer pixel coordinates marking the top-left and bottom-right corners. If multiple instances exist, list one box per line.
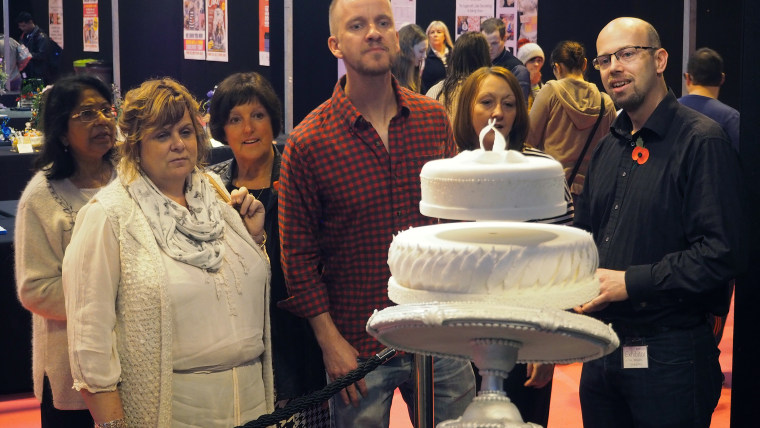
left=574, top=91, right=747, bottom=328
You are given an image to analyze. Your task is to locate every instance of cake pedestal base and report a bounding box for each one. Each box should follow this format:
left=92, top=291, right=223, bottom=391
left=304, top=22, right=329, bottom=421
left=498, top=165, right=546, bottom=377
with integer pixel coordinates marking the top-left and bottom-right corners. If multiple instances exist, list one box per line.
left=366, top=302, right=620, bottom=427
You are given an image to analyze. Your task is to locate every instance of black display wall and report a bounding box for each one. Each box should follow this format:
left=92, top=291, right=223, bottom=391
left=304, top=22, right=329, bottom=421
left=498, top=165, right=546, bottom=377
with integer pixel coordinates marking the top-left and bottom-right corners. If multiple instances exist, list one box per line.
left=117, top=0, right=283, bottom=108
left=4, top=1, right=740, bottom=121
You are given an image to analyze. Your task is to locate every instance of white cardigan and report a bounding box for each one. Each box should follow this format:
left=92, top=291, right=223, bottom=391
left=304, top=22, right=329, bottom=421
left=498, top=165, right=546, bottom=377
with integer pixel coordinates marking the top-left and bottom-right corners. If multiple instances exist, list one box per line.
left=63, top=175, right=274, bottom=426
left=15, top=170, right=91, bottom=410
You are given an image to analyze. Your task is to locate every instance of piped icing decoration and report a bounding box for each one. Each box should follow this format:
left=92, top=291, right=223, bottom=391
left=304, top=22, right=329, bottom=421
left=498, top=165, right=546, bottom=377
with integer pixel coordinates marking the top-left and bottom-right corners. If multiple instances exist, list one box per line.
left=479, top=117, right=508, bottom=152
left=632, top=136, right=649, bottom=165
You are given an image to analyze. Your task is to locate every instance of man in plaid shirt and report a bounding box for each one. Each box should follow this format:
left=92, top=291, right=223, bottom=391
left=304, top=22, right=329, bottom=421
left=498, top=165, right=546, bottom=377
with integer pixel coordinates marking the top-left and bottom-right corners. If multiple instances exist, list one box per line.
left=278, top=0, right=475, bottom=426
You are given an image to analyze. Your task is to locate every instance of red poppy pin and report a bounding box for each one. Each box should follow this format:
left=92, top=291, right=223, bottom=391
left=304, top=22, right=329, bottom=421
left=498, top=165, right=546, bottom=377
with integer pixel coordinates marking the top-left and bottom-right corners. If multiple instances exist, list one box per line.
left=632, top=137, right=649, bottom=165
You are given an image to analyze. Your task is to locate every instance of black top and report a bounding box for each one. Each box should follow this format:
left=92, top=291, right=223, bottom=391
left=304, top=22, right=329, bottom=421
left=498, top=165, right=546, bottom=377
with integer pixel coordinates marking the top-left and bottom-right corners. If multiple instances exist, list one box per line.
left=574, top=91, right=747, bottom=329
left=208, top=145, right=326, bottom=400
left=421, top=47, right=449, bottom=94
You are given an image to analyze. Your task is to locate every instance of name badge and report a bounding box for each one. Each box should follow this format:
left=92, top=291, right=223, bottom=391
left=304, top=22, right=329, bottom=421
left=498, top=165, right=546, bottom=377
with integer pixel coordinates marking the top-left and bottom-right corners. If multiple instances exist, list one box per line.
left=622, top=345, right=648, bottom=369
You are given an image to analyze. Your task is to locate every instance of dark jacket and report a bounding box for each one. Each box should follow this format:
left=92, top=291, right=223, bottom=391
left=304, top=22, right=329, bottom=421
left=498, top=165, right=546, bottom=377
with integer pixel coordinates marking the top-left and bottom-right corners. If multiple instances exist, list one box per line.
left=19, top=26, right=58, bottom=83
left=421, top=47, right=450, bottom=94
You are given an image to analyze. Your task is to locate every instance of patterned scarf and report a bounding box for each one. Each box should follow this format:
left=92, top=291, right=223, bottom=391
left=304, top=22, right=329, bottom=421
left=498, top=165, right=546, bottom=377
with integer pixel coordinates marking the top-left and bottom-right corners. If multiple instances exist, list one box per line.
left=127, top=169, right=225, bottom=272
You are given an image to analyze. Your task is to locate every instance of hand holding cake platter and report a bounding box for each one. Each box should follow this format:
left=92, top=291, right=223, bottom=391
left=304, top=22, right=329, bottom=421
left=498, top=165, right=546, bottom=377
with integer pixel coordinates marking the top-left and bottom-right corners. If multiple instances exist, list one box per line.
left=366, top=121, right=619, bottom=427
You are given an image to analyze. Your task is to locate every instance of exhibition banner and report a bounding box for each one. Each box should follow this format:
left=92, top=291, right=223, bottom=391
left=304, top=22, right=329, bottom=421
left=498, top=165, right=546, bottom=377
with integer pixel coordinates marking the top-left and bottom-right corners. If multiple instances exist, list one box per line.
left=83, top=0, right=99, bottom=52
left=49, top=0, right=64, bottom=48
left=207, top=0, right=229, bottom=62
left=184, top=0, right=206, bottom=60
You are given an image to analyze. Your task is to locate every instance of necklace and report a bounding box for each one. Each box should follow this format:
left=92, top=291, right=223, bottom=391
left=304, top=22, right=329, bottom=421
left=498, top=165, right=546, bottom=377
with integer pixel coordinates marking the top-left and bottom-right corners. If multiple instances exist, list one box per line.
left=251, top=187, right=267, bottom=200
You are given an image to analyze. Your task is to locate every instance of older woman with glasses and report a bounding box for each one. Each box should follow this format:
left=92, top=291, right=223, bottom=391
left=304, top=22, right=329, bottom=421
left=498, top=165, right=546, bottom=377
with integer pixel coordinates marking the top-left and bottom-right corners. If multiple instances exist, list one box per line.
left=15, top=74, right=117, bottom=427
left=63, top=78, right=274, bottom=427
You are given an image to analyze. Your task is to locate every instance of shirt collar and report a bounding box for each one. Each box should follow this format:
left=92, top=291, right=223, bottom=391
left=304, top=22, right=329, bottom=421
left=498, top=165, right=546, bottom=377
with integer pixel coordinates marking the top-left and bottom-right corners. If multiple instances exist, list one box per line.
left=332, top=75, right=411, bottom=130
left=610, top=90, right=679, bottom=142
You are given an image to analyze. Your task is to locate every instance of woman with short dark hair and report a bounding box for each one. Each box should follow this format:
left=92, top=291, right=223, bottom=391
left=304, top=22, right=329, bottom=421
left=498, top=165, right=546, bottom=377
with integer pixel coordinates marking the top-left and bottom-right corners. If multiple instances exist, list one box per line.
left=207, top=72, right=329, bottom=427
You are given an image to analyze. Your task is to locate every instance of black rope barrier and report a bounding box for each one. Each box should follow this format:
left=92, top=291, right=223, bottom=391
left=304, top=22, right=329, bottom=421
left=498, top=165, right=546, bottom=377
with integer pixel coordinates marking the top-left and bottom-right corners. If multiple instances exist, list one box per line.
left=236, top=347, right=398, bottom=428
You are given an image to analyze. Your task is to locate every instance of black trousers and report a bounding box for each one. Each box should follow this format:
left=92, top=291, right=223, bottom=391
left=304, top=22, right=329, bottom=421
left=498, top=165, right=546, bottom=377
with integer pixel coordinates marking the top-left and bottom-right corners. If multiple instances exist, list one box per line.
left=41, top=376, right=93, bottom=428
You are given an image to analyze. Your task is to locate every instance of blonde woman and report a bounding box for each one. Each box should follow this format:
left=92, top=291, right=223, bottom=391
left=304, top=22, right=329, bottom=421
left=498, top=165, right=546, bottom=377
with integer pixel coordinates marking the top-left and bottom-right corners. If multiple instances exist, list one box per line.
left=63, top=78, right=274, bottom=427
left=421, top=20, right=453, bottom=93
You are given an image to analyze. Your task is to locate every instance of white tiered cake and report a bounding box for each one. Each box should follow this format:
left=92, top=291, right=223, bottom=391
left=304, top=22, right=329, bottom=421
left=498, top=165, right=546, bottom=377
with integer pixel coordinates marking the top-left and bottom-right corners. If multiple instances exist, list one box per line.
left=420, top=149, right=567, bottom=221
left=387, top=221, right=599, bottom=309
left=366, top=119, right=618, bottom=428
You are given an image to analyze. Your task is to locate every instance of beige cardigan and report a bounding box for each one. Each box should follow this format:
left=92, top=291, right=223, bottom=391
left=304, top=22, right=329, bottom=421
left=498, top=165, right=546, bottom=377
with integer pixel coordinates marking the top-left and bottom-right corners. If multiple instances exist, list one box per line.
left=15, top=170, right=91, bottom=410
left=526, top=78, right=617, bottom=195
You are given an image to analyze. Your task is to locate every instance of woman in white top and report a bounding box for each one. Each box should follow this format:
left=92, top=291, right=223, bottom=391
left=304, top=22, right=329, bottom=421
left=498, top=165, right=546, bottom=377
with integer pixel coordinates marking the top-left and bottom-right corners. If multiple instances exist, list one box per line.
left=15, top=74, right=117, bottom=428
left=63, top=78, right=274, bottom=427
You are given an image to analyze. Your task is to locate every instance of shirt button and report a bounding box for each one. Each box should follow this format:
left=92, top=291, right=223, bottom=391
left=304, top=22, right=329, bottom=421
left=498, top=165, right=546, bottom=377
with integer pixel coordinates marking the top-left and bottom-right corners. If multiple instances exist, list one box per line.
left=396, top=210, right=403, bottom=217
left=604, top=236, right=610, bottom=242
left=622, top=171, right=627, bottom=177
left=614, top=204, right=619, bottom=210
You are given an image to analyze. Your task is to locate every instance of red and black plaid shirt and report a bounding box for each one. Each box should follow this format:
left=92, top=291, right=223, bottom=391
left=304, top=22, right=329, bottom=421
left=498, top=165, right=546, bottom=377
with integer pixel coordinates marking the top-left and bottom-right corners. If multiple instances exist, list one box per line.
left=278, top=77, right=457, bottom=358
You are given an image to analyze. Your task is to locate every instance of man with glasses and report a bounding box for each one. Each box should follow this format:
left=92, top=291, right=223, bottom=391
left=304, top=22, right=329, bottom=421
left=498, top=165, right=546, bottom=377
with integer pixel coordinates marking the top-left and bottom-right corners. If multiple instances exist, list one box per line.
left=574, top=17, right=746, bottom=428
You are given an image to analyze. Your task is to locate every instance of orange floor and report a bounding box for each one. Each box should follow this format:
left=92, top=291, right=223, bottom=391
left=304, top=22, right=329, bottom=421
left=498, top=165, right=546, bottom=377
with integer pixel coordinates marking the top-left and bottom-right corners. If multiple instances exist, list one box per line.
left=0, top=299, right=733, bottom=428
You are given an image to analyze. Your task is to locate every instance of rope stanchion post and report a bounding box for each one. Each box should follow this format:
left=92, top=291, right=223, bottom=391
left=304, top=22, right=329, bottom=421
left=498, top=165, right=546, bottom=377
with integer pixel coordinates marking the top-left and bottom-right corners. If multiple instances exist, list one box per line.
left=413, top=354, right=434, bottom=428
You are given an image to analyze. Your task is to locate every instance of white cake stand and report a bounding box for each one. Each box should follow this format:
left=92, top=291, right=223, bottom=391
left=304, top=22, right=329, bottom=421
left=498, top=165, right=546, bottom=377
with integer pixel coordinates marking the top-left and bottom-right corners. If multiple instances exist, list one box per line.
left=367, top=302, right=619, bottom=427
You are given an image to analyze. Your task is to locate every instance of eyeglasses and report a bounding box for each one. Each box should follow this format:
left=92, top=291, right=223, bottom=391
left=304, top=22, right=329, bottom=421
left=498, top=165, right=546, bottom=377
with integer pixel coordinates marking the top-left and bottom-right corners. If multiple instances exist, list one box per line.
left=592, top=46, right=658, bottom=70
left=71, top=106, right=116, bottom=123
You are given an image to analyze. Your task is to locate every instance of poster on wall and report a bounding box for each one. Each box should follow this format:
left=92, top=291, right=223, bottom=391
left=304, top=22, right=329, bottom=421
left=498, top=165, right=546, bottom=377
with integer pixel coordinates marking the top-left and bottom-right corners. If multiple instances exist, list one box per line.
left=259, top=0, right=270, bottom=66
left=495, top=1, right=518, bottom=54
left=206, top=0, right=229, bottom=62
left=391, top=0, right=416, bottom=28
left=455, top=0, right=493, bottom=39
left=49, top=0, right=64, bottom=48
left=515, top=0, right=538, bottom=44
left=183, top=0, right=206, bottom=60
left=83, top=0, right=99, bottom=52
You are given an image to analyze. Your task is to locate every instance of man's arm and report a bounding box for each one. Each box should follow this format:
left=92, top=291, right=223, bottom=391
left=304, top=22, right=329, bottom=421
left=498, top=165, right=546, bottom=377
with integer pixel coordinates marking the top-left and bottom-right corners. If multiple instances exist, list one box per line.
left=625, top=135, right=747, bottom=303
left=512, top=64, right=531, bottom=103
left=278, top=135, right=368, bottom=406
left=309, top=313, right=367, bottom=406
left=579, top=134, right=747, bottom=312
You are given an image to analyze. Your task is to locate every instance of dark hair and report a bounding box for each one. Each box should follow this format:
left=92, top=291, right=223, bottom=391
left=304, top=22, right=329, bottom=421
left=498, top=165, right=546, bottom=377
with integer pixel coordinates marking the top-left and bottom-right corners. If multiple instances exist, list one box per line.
left=118, top=77, right=209, bottom=182
left=16, top=11, right=33, bottom=24
left=440, top=32, right=492, bottom=114
left=550, top=40, right=587, bottom=75
left=687, top=47, right=724, bottom=86
left=208, top=72, right=283, bottom=143
left=392, top=24, right=427, bottom=92
left=454, top=66, right=529, bottom=152
left=35, top=74, right=114, bottom=179
left=480, top=18, right=506, bottom=39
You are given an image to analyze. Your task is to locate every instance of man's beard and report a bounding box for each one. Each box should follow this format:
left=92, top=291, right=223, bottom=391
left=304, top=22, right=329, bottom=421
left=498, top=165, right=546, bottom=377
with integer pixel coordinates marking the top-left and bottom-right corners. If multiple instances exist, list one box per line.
left=348, top=50, right=397, bottom=77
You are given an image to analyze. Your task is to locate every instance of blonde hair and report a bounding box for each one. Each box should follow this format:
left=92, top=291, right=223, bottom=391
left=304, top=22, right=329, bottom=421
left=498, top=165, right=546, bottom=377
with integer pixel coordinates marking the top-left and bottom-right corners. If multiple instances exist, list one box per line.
left=117, top=77, right=209, bottom=182
left=426, top=21, right=454, bottom=51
